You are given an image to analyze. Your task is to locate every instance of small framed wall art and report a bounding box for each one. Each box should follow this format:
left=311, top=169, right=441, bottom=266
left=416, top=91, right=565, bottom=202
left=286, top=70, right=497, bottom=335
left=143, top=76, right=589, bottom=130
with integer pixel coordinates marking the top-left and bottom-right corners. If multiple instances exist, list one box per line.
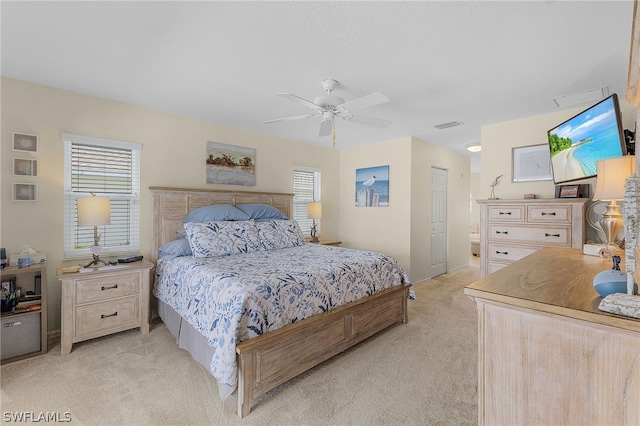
left=512, top=144, right=553, bottom=182
left=12, top=183, right=38, bottom=201
left=13, top=158, right=38, bottom=177
left=12, top=133, right=38, bottom=153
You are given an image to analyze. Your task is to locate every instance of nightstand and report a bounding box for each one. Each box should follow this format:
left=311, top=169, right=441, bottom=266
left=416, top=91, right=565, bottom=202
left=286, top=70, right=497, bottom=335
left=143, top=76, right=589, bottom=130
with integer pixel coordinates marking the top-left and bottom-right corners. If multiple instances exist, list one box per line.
left=317, top=240, right=342, bottom=246
left=57, top=260, right=153, bottom=355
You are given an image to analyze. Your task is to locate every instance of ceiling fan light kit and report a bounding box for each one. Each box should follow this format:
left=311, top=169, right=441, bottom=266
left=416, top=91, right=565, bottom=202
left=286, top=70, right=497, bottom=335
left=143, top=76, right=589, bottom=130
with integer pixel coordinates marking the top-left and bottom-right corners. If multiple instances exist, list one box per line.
left=264, top=79, right=392, bottom=147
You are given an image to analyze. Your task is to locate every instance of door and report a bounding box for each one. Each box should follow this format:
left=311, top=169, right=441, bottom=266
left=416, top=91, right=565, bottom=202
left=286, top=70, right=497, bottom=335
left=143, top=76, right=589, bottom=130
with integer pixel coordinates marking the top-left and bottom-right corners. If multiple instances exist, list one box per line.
left=430, top=167, right=447, bottom=277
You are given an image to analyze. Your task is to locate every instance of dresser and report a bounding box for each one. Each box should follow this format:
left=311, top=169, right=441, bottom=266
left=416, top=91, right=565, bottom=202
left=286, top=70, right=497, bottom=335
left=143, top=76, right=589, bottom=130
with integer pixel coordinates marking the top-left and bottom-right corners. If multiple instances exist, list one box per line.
left=477, top=198, right=588, bottom=277
left=57, top=260, right=153, bottom=355
left=464, top=247, right=640, bottom=425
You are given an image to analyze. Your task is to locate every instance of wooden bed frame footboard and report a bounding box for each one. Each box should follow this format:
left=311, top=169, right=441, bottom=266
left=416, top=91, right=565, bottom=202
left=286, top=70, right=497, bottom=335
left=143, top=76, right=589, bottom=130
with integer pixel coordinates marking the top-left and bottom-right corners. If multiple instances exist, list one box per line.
left=236, top=283, right=410, bottom=418
left=149, top=187, right=411, bottom=418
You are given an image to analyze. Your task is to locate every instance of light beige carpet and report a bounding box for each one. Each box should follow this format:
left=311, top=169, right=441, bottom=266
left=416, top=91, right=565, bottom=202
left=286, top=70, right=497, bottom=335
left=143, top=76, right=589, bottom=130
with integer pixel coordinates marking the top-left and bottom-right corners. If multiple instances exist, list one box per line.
left=1, top=266, right=479, bottom=425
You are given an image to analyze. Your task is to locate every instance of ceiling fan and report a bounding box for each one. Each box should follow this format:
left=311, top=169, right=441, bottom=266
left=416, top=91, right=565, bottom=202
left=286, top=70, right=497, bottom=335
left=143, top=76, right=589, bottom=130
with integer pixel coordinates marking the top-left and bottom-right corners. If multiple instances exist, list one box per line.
left=263, top=79, right=392, bottom=141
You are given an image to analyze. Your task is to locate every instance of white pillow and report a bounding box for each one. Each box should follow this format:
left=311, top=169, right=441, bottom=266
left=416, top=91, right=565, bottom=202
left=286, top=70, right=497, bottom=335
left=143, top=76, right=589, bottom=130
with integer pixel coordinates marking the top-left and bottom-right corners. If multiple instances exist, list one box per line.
left=184, top=220, right=261, bottom=257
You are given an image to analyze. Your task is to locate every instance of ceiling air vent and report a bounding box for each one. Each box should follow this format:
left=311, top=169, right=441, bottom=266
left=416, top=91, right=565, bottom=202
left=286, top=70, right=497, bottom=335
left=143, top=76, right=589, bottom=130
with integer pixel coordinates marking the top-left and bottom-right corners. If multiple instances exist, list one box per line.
left=434, top=121, right=463, bottom=130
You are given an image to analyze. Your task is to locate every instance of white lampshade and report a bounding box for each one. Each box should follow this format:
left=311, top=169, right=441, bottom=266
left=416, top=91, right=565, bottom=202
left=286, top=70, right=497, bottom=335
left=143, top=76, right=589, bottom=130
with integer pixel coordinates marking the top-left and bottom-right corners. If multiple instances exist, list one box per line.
left=594, top=156, right=636, bottom=201
left=307, top=202, right=322, bottom=220
left=77, top=195, right=111, bottom=227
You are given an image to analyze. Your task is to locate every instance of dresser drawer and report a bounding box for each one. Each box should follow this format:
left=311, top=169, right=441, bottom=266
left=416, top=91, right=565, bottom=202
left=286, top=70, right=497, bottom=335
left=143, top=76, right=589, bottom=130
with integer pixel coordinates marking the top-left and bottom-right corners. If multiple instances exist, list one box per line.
left=487, top=262, right=508, bottom=275
left=487, top=205, right=525, bottom=222
left=527, top=205, right=572, bottom=223
left=75, top=273, right=139, bottom=304
left=488, top=224, right=571, bottom=246
left=488, top=243, right=539, bottom=262
left=75, top=296, right=139, bottom=336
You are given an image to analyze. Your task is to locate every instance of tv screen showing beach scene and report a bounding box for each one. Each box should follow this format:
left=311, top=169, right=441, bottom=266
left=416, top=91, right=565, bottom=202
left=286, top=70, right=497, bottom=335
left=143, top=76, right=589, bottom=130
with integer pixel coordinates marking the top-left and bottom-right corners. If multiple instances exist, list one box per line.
left=547, top=94, right=626, bottom=184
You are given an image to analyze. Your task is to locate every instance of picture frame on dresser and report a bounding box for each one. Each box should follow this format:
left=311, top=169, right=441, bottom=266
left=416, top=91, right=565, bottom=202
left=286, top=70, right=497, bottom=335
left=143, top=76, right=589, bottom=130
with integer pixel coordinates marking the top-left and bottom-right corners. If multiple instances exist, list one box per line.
left=512, top=144, right=553, bottom=182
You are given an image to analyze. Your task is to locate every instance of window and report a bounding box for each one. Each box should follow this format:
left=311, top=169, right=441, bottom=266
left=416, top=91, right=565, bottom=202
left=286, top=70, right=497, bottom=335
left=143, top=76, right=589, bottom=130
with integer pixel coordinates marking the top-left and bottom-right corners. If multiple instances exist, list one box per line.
left=292, top=166, right=321, bottom=236
left=63, top=133, right=141, bottom=259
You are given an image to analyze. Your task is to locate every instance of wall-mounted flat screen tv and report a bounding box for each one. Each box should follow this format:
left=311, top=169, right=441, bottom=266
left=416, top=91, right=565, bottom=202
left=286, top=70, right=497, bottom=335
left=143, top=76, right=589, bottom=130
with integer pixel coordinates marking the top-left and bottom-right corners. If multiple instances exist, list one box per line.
left=547, top=94, right=626, bottom=184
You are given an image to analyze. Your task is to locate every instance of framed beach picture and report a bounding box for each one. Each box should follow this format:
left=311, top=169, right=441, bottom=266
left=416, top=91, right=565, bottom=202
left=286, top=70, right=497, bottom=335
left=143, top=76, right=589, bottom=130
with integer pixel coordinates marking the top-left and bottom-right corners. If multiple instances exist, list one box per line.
left=512, top=144, right=553, bottom=182
left=12, top=183, right=37, bottom=201
left=13, top=133, right=38, bottom=153
left=355, top=165, right=389, bottom=207
left=206, top=142, right=256, bottom=186
left=13, top=158, right=38, bottom=177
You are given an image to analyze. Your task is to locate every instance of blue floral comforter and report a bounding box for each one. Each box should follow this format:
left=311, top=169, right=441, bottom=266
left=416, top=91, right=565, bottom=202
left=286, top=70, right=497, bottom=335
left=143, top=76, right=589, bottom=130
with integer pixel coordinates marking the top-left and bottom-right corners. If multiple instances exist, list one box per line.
left=154, top=243, right=412, bottom=395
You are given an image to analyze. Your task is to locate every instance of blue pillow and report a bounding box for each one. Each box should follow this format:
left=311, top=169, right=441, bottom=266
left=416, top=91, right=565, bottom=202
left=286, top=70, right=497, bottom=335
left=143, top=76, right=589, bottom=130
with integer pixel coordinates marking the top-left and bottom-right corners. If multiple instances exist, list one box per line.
left=158, top=239, right=192, bottom=259
left=183, top=204, right=249, bottom=223
left=236, top=204, right=287, bottom=220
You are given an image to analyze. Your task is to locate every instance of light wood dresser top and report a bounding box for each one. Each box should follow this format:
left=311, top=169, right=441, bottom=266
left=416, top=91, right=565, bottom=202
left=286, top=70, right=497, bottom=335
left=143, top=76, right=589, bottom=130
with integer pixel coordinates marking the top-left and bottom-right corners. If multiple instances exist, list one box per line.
left=465, top=247, right=640, bottom=333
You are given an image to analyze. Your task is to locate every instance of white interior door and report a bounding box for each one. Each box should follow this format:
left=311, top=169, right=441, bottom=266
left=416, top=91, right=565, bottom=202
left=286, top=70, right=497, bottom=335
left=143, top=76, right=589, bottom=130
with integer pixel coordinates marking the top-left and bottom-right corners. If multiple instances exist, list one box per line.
left=430, top=167, right=447, bottom=277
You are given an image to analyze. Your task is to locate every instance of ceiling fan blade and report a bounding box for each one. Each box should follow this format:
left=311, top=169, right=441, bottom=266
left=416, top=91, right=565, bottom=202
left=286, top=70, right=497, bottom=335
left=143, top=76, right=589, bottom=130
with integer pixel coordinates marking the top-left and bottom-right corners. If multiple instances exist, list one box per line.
left=340, top=92, right=389, bottom=111
left=263, top=113, right=319, bottom=124
left=346, top=114, right=392, bottom=128
left=319, top=119, right=333, bottom=137
left=276, top=93, right=320, bottom=110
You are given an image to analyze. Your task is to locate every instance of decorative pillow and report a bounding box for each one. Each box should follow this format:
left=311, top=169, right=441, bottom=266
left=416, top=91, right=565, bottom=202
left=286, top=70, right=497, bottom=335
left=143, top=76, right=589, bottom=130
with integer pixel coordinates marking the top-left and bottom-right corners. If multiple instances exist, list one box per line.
left=236, top=204, right=287, bottom=220
left=158, top=239, right=192, bottom=260
left=184, top=220, right=261, bottom=257
left=183, top=204, right=250, bottom=223
left=257, top=220, right=306, bottom=250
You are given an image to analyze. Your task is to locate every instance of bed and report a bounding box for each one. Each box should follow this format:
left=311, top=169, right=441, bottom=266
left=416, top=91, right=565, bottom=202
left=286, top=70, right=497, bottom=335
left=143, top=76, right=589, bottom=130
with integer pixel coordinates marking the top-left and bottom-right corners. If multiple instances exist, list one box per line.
left=150, top=187, right=412, bottom=417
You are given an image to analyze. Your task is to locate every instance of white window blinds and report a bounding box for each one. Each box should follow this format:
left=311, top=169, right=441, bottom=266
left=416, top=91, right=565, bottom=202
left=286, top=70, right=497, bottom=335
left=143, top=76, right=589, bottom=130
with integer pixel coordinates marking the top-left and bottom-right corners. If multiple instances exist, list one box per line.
left=293, top=167, right=321, bottom=236
left=63, top=133, right=141, bottom=259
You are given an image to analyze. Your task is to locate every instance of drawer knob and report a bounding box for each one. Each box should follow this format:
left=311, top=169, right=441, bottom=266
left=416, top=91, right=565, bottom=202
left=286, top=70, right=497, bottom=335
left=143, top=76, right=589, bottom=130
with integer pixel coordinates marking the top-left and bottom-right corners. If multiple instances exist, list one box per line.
left=101, top=284, right=118, bottom=291
left=496, top=251, right=508, bottom=255
left=545, top=233, right=561, bottom=237
left=101, top=312, right=118, bottom=319
left=499, top=211, right=512, bottom=215
left=496, top=231, right=508, bottom=234
left=541, top=212, right=556, bottom=216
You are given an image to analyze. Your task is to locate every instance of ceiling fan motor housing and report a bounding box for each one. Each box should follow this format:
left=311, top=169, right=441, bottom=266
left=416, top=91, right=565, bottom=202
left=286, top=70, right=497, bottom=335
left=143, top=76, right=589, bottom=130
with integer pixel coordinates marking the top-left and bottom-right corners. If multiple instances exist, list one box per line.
left=313, top=95, right=345, bottom=110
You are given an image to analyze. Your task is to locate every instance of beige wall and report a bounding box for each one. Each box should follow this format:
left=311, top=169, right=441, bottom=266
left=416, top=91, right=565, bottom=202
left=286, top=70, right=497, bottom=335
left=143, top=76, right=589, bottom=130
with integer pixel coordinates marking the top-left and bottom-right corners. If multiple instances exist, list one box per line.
left=481, top=100, right=638, bottom=200
left=1, top=77, right=340, bottom=333
left=338, top=136, right=471, bottom=284
left=470, top=171, right=481, bottom=233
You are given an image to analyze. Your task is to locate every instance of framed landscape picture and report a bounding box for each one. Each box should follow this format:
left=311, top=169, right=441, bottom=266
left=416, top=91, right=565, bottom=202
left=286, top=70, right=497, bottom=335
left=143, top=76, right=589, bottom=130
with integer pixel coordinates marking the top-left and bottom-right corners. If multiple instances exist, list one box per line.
left=205, top=141, right=256, bottom=186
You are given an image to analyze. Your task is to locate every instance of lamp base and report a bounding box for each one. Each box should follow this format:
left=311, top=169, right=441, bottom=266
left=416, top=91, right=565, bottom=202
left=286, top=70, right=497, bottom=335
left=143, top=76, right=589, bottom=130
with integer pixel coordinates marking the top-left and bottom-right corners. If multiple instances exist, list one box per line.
left=84, top=254, right=108, bottom=268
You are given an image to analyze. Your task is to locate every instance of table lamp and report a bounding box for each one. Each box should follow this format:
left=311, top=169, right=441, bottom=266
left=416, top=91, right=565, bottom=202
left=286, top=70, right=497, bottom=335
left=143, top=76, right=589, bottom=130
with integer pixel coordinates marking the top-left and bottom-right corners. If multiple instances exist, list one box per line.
left=307, top=202, right=322, bottom=243
left=77, top=193, right=111, bottom=267
left=593, top=156, right=636, bottom=251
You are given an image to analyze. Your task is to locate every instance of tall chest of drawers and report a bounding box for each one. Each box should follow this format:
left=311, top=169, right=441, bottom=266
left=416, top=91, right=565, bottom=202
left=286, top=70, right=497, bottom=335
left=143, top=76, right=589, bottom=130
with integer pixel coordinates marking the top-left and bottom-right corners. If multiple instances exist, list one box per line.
left=477, top=199, right=588, bottom=277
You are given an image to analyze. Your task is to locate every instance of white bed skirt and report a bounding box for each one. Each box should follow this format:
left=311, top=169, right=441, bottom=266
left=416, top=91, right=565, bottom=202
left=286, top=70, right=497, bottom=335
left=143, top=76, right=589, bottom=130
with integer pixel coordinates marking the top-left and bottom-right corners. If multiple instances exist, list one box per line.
left=157, top=300, right=235, bottom=399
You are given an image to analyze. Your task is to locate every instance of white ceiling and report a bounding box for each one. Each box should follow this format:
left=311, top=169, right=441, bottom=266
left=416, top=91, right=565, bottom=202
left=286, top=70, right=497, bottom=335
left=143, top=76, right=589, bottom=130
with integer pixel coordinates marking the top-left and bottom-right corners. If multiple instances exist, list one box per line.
left=1, top=1, right=636, bottom=167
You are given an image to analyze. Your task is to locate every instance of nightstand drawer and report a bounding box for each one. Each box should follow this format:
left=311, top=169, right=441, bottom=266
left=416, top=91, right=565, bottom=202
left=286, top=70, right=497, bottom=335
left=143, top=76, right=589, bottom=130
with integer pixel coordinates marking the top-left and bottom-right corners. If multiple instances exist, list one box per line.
left=76, top=273, right=139, bottom=304
left=75, top=296, right=139, bottom=336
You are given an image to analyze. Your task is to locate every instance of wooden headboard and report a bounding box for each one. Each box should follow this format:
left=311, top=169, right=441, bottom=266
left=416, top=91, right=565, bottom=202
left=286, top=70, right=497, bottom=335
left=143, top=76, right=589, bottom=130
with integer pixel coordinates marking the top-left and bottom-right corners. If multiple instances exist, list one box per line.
left=149, top=186, right=294, bottom=262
